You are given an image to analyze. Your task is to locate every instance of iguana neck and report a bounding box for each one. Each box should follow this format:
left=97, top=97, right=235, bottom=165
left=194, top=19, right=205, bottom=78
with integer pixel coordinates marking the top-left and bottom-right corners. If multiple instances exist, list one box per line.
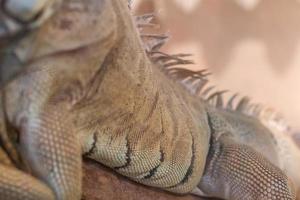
left=73, top=1, right=211, bottom=193
left=72, top=0, right=208, bottom=131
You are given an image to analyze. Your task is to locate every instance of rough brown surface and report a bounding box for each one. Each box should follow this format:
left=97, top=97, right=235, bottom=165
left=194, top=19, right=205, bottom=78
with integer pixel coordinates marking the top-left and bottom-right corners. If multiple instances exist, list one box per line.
left=83, top=158, right=300, bottom=200
left=82, top=158, right=209, bottom=200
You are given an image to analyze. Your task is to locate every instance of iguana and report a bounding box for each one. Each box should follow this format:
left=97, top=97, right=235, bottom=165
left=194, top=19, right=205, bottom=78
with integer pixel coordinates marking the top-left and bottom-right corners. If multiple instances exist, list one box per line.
left=0, top=0, right=299, bottom=200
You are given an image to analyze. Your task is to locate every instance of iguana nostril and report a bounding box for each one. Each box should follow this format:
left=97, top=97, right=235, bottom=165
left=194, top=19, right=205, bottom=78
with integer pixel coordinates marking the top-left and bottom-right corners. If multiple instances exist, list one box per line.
left=3, top=0, right=49, bottom=22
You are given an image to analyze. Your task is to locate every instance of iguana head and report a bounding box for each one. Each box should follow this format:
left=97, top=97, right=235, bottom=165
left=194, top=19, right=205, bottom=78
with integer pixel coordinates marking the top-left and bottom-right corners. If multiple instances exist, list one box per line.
left=0, top=0, right=62, bottom=42
left=0, top=0, right=62, bottom=85
left=0, top=0, right=121, bottom=86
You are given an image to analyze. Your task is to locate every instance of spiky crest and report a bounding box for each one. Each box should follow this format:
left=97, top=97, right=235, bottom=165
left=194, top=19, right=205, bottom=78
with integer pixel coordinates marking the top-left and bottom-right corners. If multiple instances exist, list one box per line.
left=135, top=11, right=291, bottom=134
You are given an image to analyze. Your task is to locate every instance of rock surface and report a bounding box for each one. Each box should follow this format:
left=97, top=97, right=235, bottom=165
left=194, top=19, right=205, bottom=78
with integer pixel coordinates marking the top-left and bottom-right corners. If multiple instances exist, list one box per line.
left=82, top=158, right=209, bottom=200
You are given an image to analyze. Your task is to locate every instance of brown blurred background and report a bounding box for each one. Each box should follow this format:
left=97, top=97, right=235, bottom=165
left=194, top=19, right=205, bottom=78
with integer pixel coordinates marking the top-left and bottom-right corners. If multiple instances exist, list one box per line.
left=133, top=0, right=300, bottom=141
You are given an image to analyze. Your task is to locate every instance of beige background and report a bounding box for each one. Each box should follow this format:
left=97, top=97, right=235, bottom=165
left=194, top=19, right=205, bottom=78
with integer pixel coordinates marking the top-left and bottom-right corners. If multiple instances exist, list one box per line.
left=134, top=0, right=300, bottom=142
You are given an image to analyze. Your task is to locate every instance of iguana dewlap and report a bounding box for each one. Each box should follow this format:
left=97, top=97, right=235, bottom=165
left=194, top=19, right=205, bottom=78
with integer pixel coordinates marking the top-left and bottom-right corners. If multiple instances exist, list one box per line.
left=0, top=0, right=299, bottom=200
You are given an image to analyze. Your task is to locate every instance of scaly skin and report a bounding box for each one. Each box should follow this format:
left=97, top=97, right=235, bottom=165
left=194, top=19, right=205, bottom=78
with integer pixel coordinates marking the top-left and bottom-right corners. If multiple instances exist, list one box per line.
left=197, top=108, right=296, bottom=199
left=199, top=135, right=296, bottom=199
left=0, top=0, right=298, bottom=200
